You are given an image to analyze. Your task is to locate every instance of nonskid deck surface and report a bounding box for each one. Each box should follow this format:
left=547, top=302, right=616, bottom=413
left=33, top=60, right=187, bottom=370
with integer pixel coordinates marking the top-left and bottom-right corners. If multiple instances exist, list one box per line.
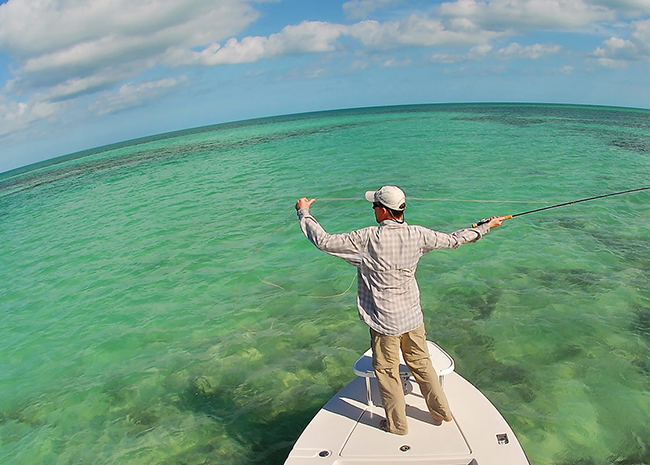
left=285, top=372, right=529, bottom=464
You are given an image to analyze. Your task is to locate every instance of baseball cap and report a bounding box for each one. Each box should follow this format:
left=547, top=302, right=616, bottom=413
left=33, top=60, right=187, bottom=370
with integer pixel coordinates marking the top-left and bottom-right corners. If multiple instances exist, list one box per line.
left=365, top=185, right=406, bottom=211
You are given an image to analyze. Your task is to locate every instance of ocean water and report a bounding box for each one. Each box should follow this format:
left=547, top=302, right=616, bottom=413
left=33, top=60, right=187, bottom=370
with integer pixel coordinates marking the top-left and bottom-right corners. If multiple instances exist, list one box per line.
left=1, top=103, right=649, bottom=465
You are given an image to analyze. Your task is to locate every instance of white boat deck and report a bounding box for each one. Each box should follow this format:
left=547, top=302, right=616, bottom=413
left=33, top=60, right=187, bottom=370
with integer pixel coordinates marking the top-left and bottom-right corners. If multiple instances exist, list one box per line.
left=285, top=342, right=529, bottom=465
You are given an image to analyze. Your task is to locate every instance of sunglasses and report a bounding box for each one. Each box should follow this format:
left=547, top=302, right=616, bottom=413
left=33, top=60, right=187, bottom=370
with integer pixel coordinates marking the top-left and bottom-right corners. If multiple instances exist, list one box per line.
left=372, top=202, right=384, bottom=209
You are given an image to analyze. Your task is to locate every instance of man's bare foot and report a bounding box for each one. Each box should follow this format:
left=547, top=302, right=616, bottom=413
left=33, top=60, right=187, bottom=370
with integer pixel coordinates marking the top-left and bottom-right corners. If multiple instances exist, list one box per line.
left=432, top=417, right=452, bottom=426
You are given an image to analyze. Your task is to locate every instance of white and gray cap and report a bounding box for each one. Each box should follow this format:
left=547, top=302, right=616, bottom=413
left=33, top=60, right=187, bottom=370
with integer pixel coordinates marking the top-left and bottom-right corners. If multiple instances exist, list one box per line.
left=365, top=185, right=406, bottom=211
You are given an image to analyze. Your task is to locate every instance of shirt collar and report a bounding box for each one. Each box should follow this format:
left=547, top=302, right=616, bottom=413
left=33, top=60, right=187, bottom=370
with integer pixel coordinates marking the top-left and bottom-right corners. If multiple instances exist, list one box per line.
left=380, top=219, right=407, bottom=227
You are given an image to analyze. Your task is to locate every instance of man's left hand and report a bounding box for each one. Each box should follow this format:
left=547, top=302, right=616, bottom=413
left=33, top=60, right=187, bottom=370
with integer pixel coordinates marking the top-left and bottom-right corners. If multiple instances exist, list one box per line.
left=295, top=197, right=316, bottom=211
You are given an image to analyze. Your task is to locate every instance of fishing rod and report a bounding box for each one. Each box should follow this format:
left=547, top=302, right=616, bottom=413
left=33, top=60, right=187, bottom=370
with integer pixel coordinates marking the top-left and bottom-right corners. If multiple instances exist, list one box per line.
left=472, top=186, right=650, bottom=228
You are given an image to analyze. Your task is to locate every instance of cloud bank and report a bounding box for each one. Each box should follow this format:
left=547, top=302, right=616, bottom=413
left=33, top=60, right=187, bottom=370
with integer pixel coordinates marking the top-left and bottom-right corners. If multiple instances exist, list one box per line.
left=0, top=0, right=648, bottom=146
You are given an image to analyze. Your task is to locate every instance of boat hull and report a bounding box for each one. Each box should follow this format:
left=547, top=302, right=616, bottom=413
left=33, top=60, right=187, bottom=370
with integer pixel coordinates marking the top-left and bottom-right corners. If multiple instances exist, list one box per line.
left=285, top=371, right=529, bottom=464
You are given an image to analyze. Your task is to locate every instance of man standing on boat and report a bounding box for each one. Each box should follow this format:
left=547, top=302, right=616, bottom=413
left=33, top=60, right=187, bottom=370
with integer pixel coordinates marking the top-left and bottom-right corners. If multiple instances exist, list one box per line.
left=295, top=186, right=506, bottom=435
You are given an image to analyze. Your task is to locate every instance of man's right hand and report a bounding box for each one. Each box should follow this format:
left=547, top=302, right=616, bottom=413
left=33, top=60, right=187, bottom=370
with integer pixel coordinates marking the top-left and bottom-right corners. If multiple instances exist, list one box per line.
left=487, top=216, right=508, bottom=228
left=295, top=197, right=316, bottom=211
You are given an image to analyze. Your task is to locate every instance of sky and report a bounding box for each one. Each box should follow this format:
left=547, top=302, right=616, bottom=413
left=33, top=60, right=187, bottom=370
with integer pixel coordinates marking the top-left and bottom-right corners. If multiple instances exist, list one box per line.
left=1, top=0, right=650, bottom=173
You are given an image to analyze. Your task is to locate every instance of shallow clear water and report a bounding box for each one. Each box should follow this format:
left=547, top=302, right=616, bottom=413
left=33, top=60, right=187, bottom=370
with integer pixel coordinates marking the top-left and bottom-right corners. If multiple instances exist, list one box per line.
left=1, top=103, right=649, bottom=464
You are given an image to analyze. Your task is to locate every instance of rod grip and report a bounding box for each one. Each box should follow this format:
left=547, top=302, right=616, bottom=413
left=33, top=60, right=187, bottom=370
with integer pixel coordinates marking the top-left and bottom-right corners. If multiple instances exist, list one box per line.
left=472, top=215, right=513, bottom=228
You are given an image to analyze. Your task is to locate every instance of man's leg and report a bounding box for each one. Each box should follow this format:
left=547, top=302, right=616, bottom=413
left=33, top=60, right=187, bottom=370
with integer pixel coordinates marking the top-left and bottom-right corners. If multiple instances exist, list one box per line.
left=401, top=324, right=452, bottom=422
left=371, top=328, right=408, bottom=435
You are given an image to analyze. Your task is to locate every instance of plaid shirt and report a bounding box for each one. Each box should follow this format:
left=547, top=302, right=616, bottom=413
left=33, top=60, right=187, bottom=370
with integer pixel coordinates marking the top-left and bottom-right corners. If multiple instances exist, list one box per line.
left=297, top=208, right=490, bottom=336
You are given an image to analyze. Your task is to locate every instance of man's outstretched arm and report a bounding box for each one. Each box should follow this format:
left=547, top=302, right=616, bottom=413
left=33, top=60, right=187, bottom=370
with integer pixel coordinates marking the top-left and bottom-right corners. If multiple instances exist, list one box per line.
left=295, top=197, right=365, bottom=266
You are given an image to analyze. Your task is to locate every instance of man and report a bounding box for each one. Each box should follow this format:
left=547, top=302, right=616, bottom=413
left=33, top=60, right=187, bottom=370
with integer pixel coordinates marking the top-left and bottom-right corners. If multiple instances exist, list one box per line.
left=295, top=185, right=506, bottom=435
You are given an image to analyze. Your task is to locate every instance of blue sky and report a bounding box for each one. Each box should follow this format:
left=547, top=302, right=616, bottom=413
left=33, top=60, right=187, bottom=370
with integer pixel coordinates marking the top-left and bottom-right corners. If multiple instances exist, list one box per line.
left=1, top=0, right=649, bottom=173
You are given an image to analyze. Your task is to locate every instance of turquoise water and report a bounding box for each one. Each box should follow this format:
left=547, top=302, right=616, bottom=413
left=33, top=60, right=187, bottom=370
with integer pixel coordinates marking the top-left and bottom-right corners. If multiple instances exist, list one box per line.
left=1, top=103, right=649, bottom=464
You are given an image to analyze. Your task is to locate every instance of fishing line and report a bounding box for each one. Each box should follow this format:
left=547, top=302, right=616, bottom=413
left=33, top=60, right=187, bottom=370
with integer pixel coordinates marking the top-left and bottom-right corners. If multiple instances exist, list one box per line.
left=472, top=186, right=650, bottom=227
left=258, top=273, right=357, bottom=299
left=262, top=196, right=539, bottom=297
left=231, top=219, right=293, bottom=333
left=318, top=197, right=554, bottom=204
left=239, top=217, right=357, bottom=302
left=259, top=186, right=649, bottom=299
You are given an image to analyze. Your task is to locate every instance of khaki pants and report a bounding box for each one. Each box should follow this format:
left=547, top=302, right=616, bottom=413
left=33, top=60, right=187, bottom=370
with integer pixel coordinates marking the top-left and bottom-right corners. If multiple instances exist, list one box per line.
left=371, top=323, right=451, bottom=435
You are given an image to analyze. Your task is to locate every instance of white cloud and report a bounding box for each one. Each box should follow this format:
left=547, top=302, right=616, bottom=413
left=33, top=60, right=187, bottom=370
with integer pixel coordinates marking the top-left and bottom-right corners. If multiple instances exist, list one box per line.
left=593, top=36, right=640, bottom=66
left=346, top=14, right=504, bottom=49
left=472, top=44, right=495, bottom=56
left=430, top=42, right=561, bottom=62
left=274, top=65, right=328, bottom=82
left=591, top=18, right=650, bottom=66
left=351, top=59, right=371, bottom=70
left=430, top=44, right=493, bottom=62
left=0, top=97, right=63, bottom=138
left=0, top=0, right=259, bottom=91
left=438, top=0, right=616, bottom=31
left=382, top=57, right=412, bottom=67
left=591, top=0, right=650, bottom=15
left=0, top=0, right=260, bottom=141
left=166, top=13, right=506, bottom=66
left=0, top=0, right=258, bottom=57
left=43, top=69, right=139, bottom=102
left=0, top=0, right=647, bottom=150
left=343, top=0, right=403, bottom=19
left=22, top=35, right=146, bottom=76
left=631, top=18, right=650, bottom=47
left=89, top=76, right=189, bottom=115
left=167, top=21, right=345, bottom=66
left=0, top=73, right=183, bottom=144
left=497, top=42, right=562, bottom=58
left=0, top=0, right=633, bottom=99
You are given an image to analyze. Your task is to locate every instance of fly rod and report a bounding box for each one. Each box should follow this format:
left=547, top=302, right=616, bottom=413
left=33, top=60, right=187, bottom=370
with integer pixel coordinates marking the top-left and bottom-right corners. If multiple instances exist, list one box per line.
left=472, top=186, right=650, bottom=228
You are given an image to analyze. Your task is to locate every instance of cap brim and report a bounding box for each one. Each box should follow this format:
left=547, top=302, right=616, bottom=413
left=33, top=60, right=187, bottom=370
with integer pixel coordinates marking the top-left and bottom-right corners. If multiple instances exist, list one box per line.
left=364, top=190, right=376, bottom=203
